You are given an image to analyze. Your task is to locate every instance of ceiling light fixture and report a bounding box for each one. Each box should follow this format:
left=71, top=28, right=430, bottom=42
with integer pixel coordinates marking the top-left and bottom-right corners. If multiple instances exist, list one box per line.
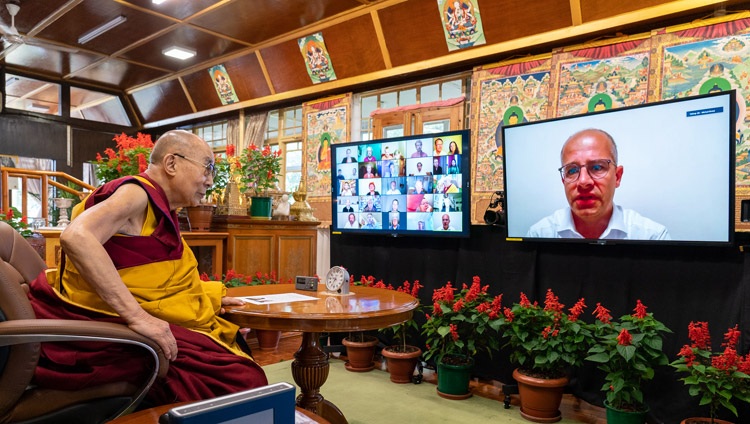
left=162, top=46, right=196, bottom=60
left=78, top=15, right=127, bottom=44
left=152, top=0, right=168, bottom=4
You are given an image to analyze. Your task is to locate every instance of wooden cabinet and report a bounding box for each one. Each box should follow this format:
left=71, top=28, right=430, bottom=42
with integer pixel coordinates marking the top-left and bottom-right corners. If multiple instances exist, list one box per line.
left=38, top=229, right=62, bottom=269
left=40, top=230, right=228, bottom=277
left=211, top=216, right=319, bottom=282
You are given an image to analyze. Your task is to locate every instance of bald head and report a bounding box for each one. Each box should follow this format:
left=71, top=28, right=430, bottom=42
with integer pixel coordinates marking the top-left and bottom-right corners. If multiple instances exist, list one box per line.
left=150, top=130, right=207, bottom=164
left=561, top=129, right=618, bottom=164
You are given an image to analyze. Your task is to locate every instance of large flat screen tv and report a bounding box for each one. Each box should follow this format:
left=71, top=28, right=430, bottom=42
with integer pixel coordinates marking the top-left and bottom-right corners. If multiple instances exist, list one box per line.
left=502, top=90, right=736, bottom=245
left=331, top=130, right=470, bottom=237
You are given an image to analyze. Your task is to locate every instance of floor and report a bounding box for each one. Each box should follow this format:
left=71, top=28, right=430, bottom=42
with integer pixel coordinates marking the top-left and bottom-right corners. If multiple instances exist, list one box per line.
left=249, top=332, right=607, bottom=424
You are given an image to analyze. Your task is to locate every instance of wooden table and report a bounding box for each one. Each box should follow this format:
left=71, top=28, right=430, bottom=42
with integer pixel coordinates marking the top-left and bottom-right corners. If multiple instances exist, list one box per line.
left=226, top=284, right=419, bottom=424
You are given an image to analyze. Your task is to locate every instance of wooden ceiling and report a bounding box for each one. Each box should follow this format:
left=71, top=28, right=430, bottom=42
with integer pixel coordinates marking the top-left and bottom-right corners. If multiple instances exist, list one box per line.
left=0, top=0, right=740, bottom=129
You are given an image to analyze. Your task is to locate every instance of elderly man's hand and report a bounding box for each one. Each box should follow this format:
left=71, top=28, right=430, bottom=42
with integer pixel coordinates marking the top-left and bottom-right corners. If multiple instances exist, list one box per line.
left=219, top=296, right=245, bottom=315
left=128, top=311, right=178, bottom=361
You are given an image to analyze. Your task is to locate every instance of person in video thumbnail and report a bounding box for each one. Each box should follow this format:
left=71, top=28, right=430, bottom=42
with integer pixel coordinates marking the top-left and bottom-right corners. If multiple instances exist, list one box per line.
left=388, top=213, right=400, bottom=230
left=363, top=197, right=377, bottom=212
left=434, top=138, right=444, bottom=156
left=439, top=213, right=455, bottom=231
left=363, top=146, right=377, bottom=162
left=341, top=148, right=357, bottom=163
left=526, top=128, right=670, bottom=240
left=340, top=181, right=354, bottom=196
left=363, top=163, right=376, bottom=178
left=386, top=180, right=401, bottom=195
left=433, top=157, right=443, bottom=175
left=344, top=212, right=358, bottom=228
left=447, top=157, right=460, bottom=174
left=414, top=161, right=425, bottom=176
left=410, top=140, right=428, bottom=158
left=366, top=182, right=379, bottom=196
left=341, top=198, right=354, bottom=212
left=361, top=212, right=378, bottom=229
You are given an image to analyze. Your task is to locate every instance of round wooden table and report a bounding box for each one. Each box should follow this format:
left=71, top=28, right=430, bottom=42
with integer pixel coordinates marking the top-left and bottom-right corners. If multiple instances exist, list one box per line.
left=226, top=284, right=419, bottom=424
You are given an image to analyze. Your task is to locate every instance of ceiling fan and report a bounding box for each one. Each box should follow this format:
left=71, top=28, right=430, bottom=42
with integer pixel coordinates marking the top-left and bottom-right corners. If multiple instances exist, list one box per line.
left=0, top=0, right=77, bottom=53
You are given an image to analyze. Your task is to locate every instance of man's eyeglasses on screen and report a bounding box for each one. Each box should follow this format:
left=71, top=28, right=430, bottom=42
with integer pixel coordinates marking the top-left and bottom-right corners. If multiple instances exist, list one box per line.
left=558, top=159, right=613, bottom=183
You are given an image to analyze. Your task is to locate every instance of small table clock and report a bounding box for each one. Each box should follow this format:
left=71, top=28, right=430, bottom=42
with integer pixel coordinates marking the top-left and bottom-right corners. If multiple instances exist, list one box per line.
left=324, top=266, right=350, bottom=295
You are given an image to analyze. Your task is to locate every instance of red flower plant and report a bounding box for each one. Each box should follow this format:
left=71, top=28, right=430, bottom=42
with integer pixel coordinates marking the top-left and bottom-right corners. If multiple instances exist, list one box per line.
left=239, top=143, right=282, bottom=196
left=422, top=276, right=502, bottom=364
left=671, top=322, right=750, bottom=420
left=94, top=132, right=154, bottom=184
left=499, top=289, right=592, bottom=379
left=199, top=269, right=292, bottom=288
left=587, top=300, right=671, bottom=412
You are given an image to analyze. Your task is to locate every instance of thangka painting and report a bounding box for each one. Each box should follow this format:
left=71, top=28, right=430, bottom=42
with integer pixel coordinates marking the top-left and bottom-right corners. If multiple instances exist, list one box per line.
left=437, top=0, right=486, bottom=51
left=208, top=64, right=239, bottom=105
left=302, top=94, right=351, bottom=201
left=470, top=55, right=552, bottom=196
left=650, top=16, right=750, bottom=185
left=549, top=36, right=651, bottom=118
left=298, top=32, right=337, bottom=84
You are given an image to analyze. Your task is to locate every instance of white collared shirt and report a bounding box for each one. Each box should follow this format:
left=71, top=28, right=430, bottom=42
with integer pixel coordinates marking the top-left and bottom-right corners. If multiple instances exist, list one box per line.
left=526, top=204, right=670, bottom=240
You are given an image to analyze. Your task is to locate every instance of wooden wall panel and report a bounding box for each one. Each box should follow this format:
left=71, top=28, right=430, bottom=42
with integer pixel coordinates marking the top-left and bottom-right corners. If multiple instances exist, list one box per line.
left=581, top=0, right=673, bottom=22
left=231, top=235, right=274, bottom=276
left=260, top=41, right=315, bottom=93
left=222, top=54, right=273, bottom=100
left=378, top=0, right=448, bottom=67
left=181, top=71, right=221, bottom=112
left=190, top=0, right=364, bottom=45
left=183, top=52, right=272, bottom=112
left=277, top=236, right=316, bottom=282
left=481, top=0, right=572, bottom=44
left=321, top=14, right=386, bottom=78
left=130, top=79, right=193, bottom=124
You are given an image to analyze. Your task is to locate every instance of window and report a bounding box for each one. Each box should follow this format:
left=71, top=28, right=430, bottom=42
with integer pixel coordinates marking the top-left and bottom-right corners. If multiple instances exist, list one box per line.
left=265, top=106, right=303, bottom=191
left=192, top=121, right=228, bottom=151
left=5, top=73, right=132, bottom=126
left=5, top=74, right=60, bottom=116
left=354, top=74, right=469, bottom=140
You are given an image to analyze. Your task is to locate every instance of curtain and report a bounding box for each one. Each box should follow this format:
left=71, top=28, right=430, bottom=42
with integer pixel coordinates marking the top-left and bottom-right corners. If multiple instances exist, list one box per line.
left=244, top=111, right=268, bottom=149
left=226, top=118, right=240, bottom=150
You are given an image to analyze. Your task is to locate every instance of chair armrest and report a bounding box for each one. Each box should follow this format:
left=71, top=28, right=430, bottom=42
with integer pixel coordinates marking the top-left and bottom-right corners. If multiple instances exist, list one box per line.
left=0, top=319, right=169, bottom=378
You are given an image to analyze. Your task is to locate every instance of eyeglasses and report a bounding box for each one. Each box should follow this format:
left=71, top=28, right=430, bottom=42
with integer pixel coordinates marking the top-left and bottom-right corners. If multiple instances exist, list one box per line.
left=172, top=153, right=216, bottom=178
left=558, top=159, right=613, bottom=183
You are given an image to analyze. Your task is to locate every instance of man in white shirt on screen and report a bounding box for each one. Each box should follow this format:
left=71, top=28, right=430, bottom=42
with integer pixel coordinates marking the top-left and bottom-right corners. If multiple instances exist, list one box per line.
left=344, top=213, right=358, bottom=228
left=437, top=214, right=456, bottom=231
left=526, top=129, right=670, bottom=240
left=386, top=180, right=401, bottom=195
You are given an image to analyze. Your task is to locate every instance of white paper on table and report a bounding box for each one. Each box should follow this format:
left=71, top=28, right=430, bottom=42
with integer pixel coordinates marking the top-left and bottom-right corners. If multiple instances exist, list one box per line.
left=237, top=293, right=318, bottom=305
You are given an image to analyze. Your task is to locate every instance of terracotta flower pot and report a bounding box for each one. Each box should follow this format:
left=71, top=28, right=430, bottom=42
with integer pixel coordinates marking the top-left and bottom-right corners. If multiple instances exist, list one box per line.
left=382, top=345, right=421, bottom=383
left=342, top=334, right=379, bottom=372
left=680, top=419, right=734, bottom=424
left=512, top=368, right=568, bottom=423
left=185, top=205, right=215, bottom=232
left=255, top=329, right=282, bottom=351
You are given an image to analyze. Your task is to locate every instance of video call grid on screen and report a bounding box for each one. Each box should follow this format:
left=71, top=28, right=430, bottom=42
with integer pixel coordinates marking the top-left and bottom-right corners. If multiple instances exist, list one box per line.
left=502, top=91, right=735, bottom=244
left=331, top=130, right=470, bottom=237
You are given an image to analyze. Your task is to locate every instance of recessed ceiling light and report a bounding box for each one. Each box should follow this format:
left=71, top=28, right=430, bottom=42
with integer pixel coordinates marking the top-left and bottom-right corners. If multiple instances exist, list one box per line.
left=78, top=15, right=127, bottom=44
left=152, top=0, right=168, bottom=4
left=162, top=46, right=196, bottom=60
